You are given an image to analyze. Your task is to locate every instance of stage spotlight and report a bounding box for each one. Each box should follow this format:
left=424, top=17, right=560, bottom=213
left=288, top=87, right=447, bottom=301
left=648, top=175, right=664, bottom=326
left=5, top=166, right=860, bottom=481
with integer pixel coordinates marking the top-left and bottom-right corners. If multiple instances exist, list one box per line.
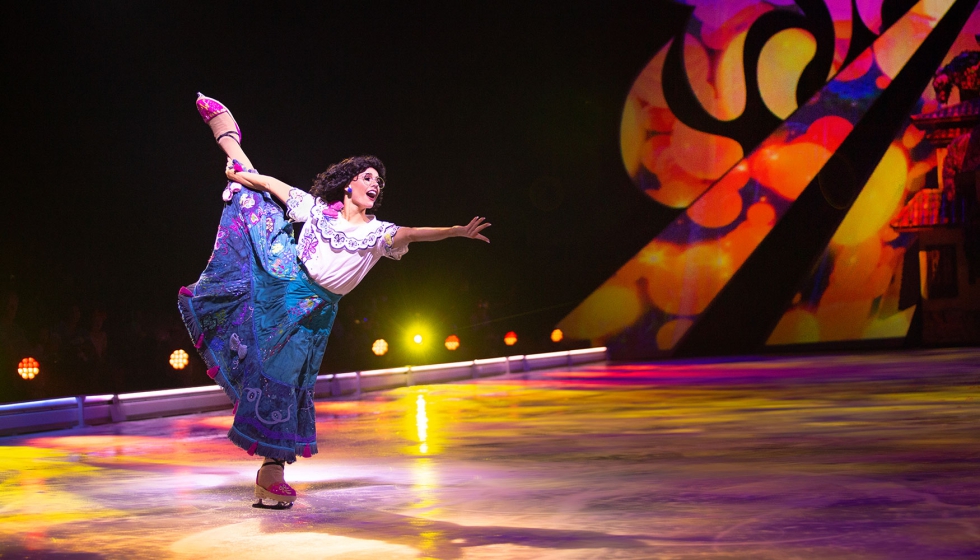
left=17, top=357, right=39, bottom=380
left=169, top=350, right=189, bottom=370
left=406, top=322, right=431, bottom=351
left=504, top=331, right=518, bottom=346
left=551, top=329, right=564, bottom=343
left=444, top=335, right=460, bottom=351
left=372, top=339, right=389, bottom=356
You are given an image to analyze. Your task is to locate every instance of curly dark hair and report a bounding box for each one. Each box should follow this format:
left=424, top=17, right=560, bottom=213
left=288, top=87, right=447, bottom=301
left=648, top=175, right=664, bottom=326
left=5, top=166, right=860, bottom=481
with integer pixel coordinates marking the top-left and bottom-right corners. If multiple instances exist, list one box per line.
left=309, top=155, right=386, bottom=211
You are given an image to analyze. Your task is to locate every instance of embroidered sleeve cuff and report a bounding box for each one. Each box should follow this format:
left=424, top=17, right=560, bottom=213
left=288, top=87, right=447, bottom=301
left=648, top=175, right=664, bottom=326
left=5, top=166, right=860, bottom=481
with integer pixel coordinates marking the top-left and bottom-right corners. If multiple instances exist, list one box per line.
left=286, top=188, right=315, bottom=222
left=381, top=224, right=408, bottom=260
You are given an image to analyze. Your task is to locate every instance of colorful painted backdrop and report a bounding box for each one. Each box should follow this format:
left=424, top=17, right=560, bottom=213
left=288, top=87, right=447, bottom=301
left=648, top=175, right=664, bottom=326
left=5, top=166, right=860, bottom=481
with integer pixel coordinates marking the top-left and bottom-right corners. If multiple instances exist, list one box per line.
left=560, top=0, right=980, bottom=356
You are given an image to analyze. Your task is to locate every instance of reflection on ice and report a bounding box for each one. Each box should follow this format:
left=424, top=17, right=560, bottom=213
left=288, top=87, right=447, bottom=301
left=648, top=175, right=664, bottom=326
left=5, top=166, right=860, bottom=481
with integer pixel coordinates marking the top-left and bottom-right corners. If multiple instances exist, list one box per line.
left=416, top=393, right=428, bottom=454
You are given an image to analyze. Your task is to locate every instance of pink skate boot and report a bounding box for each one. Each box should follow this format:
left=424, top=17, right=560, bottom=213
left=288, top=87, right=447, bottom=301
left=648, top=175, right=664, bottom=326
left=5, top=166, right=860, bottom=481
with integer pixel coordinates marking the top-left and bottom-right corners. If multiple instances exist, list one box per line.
left=196, top=92, right=242, bottom=144
left=253, top=458, right=297, bottom=509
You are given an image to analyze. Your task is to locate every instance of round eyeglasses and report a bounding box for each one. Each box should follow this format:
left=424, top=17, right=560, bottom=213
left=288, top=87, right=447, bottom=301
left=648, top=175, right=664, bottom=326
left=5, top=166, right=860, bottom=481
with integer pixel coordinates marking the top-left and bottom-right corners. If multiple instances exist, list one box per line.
left=360, top=172, right=385, bottom=191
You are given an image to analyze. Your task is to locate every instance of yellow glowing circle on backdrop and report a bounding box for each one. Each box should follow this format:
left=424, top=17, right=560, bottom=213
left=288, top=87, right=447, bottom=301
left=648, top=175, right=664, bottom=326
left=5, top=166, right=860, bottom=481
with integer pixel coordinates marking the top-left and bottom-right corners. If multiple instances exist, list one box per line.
left=504, top=331, right=518, bottom=346
left=757, top=28, right=817, bottom=119
left=551, top=329, right=563, bottom=343
left=169, top=350, right=189, bottom=370
left=372, top=339, right=389, bottom=356
left=17, top=357, right=39, bottom=380
left=444, top=335, right=460, bottom=351
left=413, top=334, right=423, bottom=344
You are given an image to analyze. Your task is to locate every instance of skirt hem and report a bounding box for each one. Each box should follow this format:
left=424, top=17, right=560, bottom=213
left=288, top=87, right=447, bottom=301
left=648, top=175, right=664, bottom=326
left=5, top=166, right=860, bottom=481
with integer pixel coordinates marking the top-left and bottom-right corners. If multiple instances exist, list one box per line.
left=228, top=425, right=318, bottom=464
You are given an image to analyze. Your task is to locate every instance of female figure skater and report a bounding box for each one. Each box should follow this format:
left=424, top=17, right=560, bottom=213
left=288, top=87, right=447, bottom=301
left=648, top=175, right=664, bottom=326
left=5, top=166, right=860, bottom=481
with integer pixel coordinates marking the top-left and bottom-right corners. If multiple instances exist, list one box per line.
left=179, top=94, right=490, bottom=509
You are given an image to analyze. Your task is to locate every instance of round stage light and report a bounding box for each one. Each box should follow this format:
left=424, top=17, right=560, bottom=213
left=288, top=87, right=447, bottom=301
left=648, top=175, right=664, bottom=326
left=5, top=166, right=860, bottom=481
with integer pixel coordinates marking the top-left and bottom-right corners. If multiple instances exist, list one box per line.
left=17, top=357, right=39, bottom=380
left=444, top=334, right=460, bottom=351
left=504, top=331, right=518, bottom=346
left=413, top=334, right=423, bottom=344
left=551, top=329, right=564, bottom=343
left=372, top=339, right=389, bottom=356
left=169, top=349, right=189, bottom=370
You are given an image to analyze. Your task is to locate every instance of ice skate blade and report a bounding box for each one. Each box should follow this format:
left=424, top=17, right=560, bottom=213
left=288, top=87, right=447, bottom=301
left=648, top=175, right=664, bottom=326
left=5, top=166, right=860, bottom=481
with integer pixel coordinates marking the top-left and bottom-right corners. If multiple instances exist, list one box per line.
left=253, top=499, right=293, bottom=510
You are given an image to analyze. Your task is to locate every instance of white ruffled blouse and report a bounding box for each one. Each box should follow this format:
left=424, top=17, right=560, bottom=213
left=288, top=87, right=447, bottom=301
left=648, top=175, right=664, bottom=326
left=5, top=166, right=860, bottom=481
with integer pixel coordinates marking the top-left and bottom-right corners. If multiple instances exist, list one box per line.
left=286, top=188, right=407, bottom=295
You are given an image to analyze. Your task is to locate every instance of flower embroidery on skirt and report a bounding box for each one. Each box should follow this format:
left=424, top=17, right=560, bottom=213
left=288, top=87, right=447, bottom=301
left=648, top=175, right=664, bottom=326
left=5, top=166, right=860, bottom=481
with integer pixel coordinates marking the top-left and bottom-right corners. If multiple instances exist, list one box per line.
left=240, top=192, right=255, bottom=209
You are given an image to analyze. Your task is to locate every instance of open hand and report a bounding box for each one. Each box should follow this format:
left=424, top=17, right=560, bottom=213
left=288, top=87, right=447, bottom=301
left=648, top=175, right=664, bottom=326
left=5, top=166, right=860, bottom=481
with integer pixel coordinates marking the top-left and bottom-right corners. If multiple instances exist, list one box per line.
left=458, top=216, right=491, bottom=243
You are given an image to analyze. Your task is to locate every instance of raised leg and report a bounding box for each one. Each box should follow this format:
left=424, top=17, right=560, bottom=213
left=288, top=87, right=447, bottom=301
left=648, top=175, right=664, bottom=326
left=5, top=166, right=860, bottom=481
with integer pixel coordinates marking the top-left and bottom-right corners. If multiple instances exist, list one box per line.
left=218, top=136, right=253, bottom=171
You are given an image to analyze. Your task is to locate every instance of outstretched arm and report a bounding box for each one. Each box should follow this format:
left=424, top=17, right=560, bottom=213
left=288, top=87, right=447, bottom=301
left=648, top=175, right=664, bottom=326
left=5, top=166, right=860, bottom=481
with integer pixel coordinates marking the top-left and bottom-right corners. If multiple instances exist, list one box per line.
left=225, top=163, right=295, bottom=204
left=392, top=217, right=490, bottom=250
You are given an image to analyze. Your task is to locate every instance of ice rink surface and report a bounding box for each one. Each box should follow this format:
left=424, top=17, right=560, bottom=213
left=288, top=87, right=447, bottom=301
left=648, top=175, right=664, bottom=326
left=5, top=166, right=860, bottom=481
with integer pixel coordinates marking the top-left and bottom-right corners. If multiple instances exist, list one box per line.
left=2, top=349, right=979, bottom=559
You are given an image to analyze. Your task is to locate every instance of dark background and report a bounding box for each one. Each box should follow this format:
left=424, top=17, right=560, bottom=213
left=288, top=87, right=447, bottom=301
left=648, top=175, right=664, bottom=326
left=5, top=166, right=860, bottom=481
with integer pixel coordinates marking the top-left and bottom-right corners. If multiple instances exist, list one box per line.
left=0, top=1, right=688, bottom=396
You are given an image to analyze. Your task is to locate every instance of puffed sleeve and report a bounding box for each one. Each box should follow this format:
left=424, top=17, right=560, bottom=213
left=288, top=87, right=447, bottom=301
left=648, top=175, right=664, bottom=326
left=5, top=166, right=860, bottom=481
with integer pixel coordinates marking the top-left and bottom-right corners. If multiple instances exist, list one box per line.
left=285, top=188, right=316, bottom=222
left=377, top=222, right=409, bottom=260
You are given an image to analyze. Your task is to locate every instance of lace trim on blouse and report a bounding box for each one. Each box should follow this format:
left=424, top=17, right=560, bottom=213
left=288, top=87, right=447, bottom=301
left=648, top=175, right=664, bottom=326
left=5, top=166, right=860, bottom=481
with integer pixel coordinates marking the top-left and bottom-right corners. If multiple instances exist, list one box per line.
left=310, top=213, right=400, bottom=253
left=288, top=188, right=405, bottom=259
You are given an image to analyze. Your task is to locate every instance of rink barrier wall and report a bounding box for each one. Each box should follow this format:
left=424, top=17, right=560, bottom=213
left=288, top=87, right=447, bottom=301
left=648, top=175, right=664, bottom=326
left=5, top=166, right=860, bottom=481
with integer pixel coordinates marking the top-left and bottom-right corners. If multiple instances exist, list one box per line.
left=0, top=347, right=607, bottom=437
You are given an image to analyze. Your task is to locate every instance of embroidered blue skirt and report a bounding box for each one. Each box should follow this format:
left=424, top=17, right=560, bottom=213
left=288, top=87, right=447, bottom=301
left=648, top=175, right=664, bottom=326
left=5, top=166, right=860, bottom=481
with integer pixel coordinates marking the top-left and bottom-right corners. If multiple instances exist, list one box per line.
left=178, top=186, right=340, bottom=463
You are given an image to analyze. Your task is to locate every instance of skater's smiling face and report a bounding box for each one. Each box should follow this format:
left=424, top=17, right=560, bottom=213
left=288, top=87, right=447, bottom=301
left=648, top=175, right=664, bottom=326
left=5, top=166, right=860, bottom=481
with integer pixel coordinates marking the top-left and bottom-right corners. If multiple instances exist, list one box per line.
left=346, top=167, right=384, bottom=209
